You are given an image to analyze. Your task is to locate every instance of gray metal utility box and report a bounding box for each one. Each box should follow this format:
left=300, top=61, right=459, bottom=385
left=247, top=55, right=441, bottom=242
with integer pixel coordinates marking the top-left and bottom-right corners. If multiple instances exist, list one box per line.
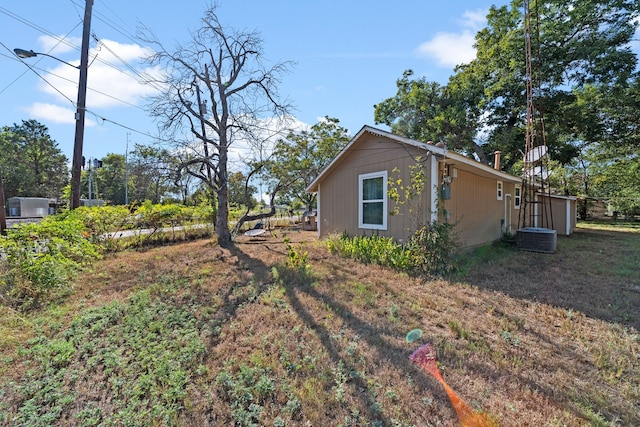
left=7, top=197, right=50, bottom=217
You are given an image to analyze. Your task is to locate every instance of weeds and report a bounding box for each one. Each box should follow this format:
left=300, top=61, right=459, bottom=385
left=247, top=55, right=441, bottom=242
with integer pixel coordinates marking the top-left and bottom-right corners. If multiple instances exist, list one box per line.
left=2, top=223, right=640, bottom=425
left=327, top=222, right=458, bottom=278
left=0, top=217, right=100, bottom=310
left=448, top=319, right=471, bottom=340
left=3, top=281, right=208, bottom=426
left=284, top=236, right=308, bottom=270
left=215, top=360, right=301, bottom=425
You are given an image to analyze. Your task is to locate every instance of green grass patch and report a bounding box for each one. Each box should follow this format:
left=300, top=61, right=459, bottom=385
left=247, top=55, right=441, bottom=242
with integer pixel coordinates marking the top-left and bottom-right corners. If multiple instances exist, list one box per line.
left=2, top=281, right=209, bottom=426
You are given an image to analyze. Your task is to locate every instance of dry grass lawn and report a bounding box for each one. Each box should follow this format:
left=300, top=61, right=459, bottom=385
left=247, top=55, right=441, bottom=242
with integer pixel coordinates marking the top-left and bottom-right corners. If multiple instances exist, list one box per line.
left=1, top=222, right=638, bottom=426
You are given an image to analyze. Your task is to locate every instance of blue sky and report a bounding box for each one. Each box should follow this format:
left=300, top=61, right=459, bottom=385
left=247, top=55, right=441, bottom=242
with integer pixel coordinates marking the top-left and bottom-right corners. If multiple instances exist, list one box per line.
left=5, top=0, right=636, bottom=172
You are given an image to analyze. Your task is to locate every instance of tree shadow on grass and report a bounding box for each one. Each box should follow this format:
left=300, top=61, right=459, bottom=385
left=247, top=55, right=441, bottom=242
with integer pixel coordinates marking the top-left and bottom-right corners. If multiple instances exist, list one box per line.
left=460, top=228, right=640, bottom=332
left=221, top=234, right=639, bottom=425
left=224, top=243, right=457, bottom=425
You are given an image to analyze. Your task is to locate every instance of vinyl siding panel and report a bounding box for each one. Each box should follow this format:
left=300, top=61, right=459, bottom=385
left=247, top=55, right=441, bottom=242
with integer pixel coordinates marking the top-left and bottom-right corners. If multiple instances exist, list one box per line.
left=317, top=135, right=431, bottom=242
left=540, top=195, right=577, bottom=236
left=441, top=169, right=505, bottom=247
left=312, top=127, right=532, bottom=249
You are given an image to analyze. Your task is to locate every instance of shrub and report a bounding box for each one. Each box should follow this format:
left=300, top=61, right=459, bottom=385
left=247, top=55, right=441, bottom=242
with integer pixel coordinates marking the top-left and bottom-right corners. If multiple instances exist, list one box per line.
left=0, top=203, right=217, bottom=309
left=327, top=223, right=458, bottom=278
left=134, top=201, right=184, bottom=230
left=0, top=216, right=100, bottom=309
left=405, top=222, right=458, bottom=277
left=59, top=205, right=131, bottom=237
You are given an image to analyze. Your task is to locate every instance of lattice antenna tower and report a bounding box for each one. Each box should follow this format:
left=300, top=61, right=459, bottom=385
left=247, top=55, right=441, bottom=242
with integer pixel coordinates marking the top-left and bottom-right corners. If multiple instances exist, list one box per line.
left=519, top=0, right=554, bottom=230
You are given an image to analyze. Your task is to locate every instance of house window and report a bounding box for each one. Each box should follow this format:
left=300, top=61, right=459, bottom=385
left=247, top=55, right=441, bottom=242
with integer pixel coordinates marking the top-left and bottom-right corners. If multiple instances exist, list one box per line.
left=359, top=171, right=387, bottom=230
left=497, top=181, right=503, bottom=201
left=514, top=185, right=521, bottom=209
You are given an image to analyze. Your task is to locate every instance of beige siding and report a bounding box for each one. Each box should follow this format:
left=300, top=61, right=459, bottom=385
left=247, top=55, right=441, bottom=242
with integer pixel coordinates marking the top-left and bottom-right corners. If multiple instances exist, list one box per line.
left=440, top=168, right=507, bottom=247
left=313, top=128, right=526, bottom=248
left=318, top=135, right=431, bottom=242
left=540, top=195, right=577, bottom=236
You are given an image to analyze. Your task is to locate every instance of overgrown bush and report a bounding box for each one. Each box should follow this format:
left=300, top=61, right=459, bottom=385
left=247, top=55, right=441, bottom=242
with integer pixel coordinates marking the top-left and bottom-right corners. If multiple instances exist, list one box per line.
left=0, top=202, right=217, bottom=309
left=0, top=216, right=100, bottom=310
left=327, top=223, right=458, bottom=278
left=133, top=201, right=184, bottom=229
left=59, top=205, right=131, bottom=242
left=405, top=222, right=457, bottom=277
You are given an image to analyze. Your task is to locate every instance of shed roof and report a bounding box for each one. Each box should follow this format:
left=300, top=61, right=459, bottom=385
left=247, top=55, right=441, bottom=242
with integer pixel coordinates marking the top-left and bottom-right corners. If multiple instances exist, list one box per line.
left=306, top=125, right=520, bottom=192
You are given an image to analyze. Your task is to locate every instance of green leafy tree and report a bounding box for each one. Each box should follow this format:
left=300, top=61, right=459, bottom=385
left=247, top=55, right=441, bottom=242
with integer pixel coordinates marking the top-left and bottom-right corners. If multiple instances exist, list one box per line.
left=127, top=144, right=179, bottom=204
left=594, top=75, right=640, bottom=155
left=376, top=1, right=639, bottom=173
left=267, top=117, right=350, bottom=210
left=592, top=157, right=640, bottom=215
left=228, top=117, right=349, bottom=236
left=94, top=153, right=127, bottom=204
left=0, top=127, right=24, bottom=199
left=0, top=120, right=68, bottom=199
left=460, top=0, right=639, bottom=170
left=228, top=171, right=257, bottom=209
left=374, top=71, right=485, bottom=161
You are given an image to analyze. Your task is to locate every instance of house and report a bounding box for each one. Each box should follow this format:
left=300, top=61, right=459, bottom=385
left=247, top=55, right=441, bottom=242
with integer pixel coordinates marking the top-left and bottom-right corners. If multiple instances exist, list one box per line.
left=306, top=126, right=575, bottom=249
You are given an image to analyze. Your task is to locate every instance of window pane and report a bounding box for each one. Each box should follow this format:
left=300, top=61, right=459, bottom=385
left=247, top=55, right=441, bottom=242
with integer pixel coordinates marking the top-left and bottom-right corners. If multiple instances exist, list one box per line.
left=363, top=177, right=383, bottom=200
left=363, top=202, right=383, bottom=225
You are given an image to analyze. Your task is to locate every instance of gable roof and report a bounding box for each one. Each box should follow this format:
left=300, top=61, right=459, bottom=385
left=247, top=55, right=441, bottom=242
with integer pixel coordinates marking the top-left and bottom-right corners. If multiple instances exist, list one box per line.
left=306, top=125, right=520, bottom=192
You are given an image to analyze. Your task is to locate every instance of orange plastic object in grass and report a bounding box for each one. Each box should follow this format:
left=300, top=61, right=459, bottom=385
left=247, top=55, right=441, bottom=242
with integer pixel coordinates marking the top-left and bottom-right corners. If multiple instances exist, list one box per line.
left=410, top=343, right=498, bottom=427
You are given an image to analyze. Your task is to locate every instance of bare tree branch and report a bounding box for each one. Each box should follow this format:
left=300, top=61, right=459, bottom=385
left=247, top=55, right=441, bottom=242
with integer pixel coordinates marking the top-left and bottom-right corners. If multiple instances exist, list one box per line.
left=138, top=5, right=293, bottom=246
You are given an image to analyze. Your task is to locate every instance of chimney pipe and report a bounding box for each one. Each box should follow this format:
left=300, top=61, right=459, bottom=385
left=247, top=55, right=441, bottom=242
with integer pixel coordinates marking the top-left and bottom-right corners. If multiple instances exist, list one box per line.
left=494, top=151, right=501, bottom=171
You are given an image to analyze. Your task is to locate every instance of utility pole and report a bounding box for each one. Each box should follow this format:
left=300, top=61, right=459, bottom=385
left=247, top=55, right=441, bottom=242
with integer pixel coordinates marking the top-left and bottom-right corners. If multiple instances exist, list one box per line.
left=125, top=133, right=129, bottom=205
left=70, top=0, right=93, bottom=209
left=0, top=169, right=6, bottom=235
left=87, top=158, right=93, bottom=199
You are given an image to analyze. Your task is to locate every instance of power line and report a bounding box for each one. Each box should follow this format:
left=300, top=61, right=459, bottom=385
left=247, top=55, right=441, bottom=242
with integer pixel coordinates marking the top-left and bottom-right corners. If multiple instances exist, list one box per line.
left=2, top=43, right=77, bottom=106
left=0, top=3, right=173, bottom=148
left=3, top=45, right=148, bottom=111
left=92, top=35, right=165, bottom=92
left=0, top=49, right=31, bottom=96
left=3, top=47, right=161, bottom=144
left=0, top=6, right=82, bottom=53
left=82, top=0, right=139, bottom=44
left=1, top=5, right=162, bottom=96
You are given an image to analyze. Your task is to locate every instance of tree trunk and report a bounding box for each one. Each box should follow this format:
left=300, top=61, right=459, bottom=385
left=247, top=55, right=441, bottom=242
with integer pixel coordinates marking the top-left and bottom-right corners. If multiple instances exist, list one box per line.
left=231, top=206, right=276, bottom=237
left=215, top=148, right=232, bottom=246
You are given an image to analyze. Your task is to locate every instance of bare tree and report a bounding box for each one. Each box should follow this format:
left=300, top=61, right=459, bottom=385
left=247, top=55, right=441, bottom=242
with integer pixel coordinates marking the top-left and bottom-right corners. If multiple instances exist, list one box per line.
left=140, top=6, right=293, bottom=246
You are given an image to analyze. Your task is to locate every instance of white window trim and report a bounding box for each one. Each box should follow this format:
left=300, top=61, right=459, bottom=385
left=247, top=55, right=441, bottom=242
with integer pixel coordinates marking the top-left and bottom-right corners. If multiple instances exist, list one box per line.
left=514, top=185, right=521, bottom=209
left=497, top=180, right=503, bottom=201
left=358, top=170, right=388, bottom=230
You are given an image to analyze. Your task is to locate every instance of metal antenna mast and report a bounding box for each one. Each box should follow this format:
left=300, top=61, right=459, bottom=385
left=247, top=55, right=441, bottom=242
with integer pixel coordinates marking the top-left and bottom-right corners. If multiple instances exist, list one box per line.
left=519, top=0, right=553, bottom=230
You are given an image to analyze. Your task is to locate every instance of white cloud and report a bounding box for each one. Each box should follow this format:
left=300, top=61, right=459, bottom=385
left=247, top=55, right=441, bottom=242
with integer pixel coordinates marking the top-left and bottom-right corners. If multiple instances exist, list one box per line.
left=37, top=38, right=161, bottom=110
left=23, top=102, right=96, bottom=127
left=38, top=35, right=82, bottom=56
left=416, top=31, right=477, bottom=68
left=460, top=9, right=488, bottom=30
left=415, top=8, right=488, bottom=68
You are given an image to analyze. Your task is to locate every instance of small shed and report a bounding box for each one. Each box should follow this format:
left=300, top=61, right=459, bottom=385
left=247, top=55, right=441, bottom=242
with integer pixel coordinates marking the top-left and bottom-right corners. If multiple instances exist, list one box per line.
left=7, top=197, right=50, bottom=217
left=539, top=194, right=577, bottom=236
left=302, top=210, right=317, bottom=231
